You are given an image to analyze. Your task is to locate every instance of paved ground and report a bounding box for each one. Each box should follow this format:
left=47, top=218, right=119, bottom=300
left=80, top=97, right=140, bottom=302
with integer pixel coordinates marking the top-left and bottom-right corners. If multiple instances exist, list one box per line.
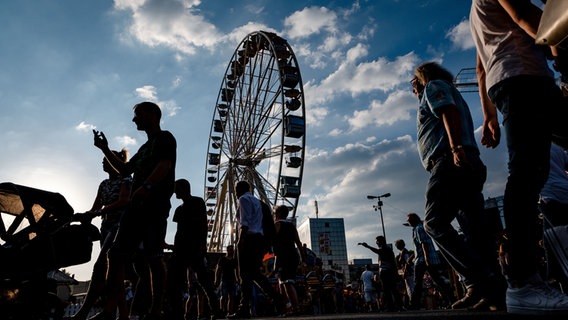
left=245, top=309, right=557, bottom=320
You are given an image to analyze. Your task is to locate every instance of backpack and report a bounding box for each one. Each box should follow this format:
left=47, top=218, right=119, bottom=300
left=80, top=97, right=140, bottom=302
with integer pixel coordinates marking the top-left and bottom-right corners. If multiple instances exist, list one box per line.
left=260, top=201, right=276, bottom=252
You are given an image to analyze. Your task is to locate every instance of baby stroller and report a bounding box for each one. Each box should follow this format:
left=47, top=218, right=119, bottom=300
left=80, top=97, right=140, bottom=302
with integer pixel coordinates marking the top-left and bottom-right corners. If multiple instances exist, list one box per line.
left=0, top=182, right=100, bottom=320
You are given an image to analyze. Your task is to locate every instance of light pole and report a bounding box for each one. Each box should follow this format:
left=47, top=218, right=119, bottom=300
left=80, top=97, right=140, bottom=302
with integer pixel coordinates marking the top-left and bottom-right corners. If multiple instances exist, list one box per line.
left=367, top=193, right=391, bottom=241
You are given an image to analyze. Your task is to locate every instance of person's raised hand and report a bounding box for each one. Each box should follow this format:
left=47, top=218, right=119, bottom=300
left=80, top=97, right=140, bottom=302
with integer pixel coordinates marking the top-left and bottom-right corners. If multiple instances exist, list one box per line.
left=93, top=129, right=108, bottom=150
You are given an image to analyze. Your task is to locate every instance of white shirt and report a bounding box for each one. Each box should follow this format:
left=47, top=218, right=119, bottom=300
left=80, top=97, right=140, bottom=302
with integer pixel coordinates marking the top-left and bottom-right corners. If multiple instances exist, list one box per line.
left=237, top=191, right=264, bottom=234
left=470, top=0, right=553, bottom=91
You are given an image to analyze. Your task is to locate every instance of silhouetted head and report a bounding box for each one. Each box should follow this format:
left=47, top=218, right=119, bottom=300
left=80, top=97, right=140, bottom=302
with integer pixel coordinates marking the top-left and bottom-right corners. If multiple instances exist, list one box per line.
left=394, top=239, right=406, bottom=250
left=406, top=212, right=422, bottom=227
left=174, top=178, right=191, bottom=199
left=273, top=205, right=289, bottom=220
left=103, top=149, right=128, bottom=176
left=235, top=180, right=251, bottom=197
left=132, top=101, right=161, bottom=131
left=375, top=235, right=386, bottom=246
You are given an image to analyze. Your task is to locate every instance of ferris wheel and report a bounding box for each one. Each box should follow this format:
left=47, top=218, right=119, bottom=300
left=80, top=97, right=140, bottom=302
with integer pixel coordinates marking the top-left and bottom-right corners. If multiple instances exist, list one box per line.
left=204, top=31, right=306, bottom=253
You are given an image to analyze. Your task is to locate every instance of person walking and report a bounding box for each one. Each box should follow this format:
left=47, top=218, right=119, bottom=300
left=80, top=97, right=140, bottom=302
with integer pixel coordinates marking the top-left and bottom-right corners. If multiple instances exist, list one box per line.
left=273, top=205, right=306, bottom=316
left=227, top=181, right=281, bottom=319
left=360, top=265, right=379, bottom=312
left=91, top=101, right=176, bottom=320
left=394, top=239, right=414, bottom=307
left=405, top=213, right=453, bottom=310
left=167, top=178, right=221, bottom=320
left=470, top=0, right=568, bottom=315
left=411, top=62, right=504, bottom=311
left=360, top=236, right=402, bottom=311
left=214, top=245, right=238, bottom=317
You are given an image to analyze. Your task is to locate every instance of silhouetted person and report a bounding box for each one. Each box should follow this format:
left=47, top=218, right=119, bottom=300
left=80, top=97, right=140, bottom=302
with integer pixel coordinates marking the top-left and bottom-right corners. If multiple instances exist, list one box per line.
left=228, top=181, right=281, bottom=319
left=360, top=236, right=402, bottom=311
left=91, top=101, right=176, bottom=320
left=394, top=239, right=414, bottom=306
left=412, top=62, right=503, bottom=311
left=215, top=245, right=238, bottom=317
left=471, top=1, right=568, bottom=314
left=273, top=205, right=306, bottom=316
left=72, top=149, right=131, bottom=320
left=167, top=178, right=221, bottom=320
left=405, top=213, right=453, bottom=310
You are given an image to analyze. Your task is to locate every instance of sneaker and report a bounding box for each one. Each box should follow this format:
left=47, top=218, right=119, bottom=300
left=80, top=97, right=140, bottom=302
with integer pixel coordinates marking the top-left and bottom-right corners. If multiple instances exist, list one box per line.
left=507, top=281, right=568, bottom=315
left=226, top=309, right=251, bottom=319
left=452, top=287, right=481, bottom=309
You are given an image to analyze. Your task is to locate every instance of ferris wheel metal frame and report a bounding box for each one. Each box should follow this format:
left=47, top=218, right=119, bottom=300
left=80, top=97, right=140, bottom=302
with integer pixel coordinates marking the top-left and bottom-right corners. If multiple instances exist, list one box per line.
left=204, top=31, right=306, bottom=253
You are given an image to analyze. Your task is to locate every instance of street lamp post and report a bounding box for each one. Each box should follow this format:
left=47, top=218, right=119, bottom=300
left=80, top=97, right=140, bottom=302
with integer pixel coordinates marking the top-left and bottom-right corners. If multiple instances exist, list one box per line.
left=367, top=193, right=391, bottom=241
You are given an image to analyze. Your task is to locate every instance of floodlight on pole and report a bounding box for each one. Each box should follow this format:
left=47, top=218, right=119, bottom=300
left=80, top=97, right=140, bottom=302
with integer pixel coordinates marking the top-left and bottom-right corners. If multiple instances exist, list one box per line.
left=366, top=192, right=391, bottom=241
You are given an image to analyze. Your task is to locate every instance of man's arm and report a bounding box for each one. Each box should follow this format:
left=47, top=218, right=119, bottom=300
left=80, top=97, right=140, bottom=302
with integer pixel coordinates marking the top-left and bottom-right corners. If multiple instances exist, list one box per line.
left=130, top=159, right=173, bottom=203
left=476, top=54, right=501, bottom=149
left=439, top=104, right=467, bottom=167
left=421, top=243, right=432, bottom=266
left=498, top=0, right=557, bottom=56
left=360, top=242, right=380, bottom=255
left=214, top=261, right=222, bottom=287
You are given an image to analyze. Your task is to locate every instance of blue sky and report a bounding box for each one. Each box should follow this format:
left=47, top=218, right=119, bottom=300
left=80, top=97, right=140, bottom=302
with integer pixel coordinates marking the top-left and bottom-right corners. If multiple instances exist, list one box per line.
left=0, top=0, right=513, bottom=280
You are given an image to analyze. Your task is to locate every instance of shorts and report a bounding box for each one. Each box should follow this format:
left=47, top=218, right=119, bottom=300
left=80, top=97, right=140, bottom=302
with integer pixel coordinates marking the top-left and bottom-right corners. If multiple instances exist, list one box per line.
left=364, top=289, right=377, bottom=303
left=110, top=200, right=170, bottom=258
left=221, top=281, right=237, bottom=296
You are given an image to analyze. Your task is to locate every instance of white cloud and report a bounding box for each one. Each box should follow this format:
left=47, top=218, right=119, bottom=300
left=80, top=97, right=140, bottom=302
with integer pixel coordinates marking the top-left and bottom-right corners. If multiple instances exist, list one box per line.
left=306, top=51, right=419, bottom=106
left=223, top=22, right=275, bottom=47
left=283, top=6, right=338, bottom=39
left=161, top=100, right=181, bottom=117
left=329, top=128, right=343, bottom=137
left=135, top=85, right=158, bottom=100
left=305, top=105, right=329, bottom=127
left=446, top=19, right=474, bottom=50
left=134, top=85, right=180, bottom=117
left=116, top=135, right=137, bottom=146
left=114, top=0, right=222, bottom=55
left=299, top=135, right=427, bottom=249
left=75, top=121, right=96, bottom=132
left=347, top=90, right=416, bottom=131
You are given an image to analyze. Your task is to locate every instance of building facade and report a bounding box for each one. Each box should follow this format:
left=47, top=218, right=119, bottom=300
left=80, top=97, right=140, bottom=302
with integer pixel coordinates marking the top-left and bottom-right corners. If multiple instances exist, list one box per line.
left=297, top=217, right=349, bottom=282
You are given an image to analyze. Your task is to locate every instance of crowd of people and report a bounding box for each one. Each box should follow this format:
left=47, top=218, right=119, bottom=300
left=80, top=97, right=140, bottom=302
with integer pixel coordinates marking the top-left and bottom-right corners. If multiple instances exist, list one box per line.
left=59, top=1, right=568, bottom=318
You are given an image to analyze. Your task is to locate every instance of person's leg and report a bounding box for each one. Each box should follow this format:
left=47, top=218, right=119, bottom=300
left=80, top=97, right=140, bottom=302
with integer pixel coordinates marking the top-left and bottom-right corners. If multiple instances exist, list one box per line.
left=427, top=265, right=454, bottom=307
left=380, top=270, right=398, bottom=311
left=89, top=209, right=141, bottom=320
left=72, top=229, right=113, bottom=320
left=232, top=236, right=253, bottom=317
left=423, top=157, right=487, bottom=289
left=191, top=257, right=221, bottom=317
left=146, top=256, right=167, bottom=317
left=131, top=253, right=152, bottom=318
left=410, top=263, right=426, bottom=309
left=249, top=236, right=281, bottom=313
left=490, top=76, right=568, bottom=315
left=490, top=76, right=553, bottom=285
left=166, top=254, right=187, bottom=320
